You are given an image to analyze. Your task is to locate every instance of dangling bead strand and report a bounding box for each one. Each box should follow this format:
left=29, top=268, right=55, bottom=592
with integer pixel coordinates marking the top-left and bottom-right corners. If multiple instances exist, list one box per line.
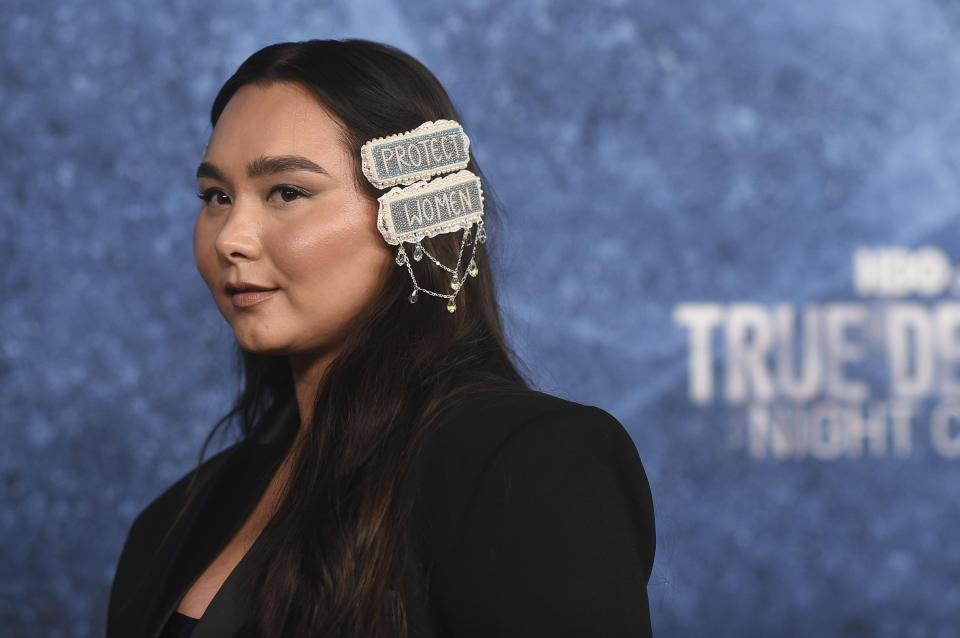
left=395, top=218, right=485, bottom=313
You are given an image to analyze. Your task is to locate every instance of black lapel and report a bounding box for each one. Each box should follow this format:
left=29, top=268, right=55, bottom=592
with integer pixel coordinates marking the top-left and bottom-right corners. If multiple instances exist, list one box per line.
left=190, top=516, right=272, bottom=638
left=117, top=398, right=298, bottom=638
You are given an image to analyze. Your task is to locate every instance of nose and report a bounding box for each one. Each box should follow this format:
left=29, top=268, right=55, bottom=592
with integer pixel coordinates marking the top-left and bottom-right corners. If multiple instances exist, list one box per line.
left=214, top=197, right=262, bottom=263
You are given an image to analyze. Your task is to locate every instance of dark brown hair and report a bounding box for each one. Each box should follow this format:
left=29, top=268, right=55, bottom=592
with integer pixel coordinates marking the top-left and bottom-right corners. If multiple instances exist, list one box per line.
left=189, top=39, right=527, bottom=637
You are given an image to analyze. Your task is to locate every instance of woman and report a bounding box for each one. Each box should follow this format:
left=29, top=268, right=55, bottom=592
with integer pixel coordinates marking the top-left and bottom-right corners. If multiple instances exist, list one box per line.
left=107, top=39, right=655, bottom=638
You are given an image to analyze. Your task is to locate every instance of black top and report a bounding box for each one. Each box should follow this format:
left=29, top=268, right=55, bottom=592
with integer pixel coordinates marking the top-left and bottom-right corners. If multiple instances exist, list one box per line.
left=159, top=611, right=199, bottom=638
left=107, top=388, right=656, bottom=637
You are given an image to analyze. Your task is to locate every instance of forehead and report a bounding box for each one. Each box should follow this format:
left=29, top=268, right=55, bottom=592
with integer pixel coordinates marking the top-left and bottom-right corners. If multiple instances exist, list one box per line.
left=203, top=82, right=350, bottom=169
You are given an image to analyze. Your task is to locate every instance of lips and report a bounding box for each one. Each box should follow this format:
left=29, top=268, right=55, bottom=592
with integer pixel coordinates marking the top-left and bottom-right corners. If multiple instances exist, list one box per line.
left=225, top=281, right=279, bottom=308
left=225, top=281, right=276, bottom=294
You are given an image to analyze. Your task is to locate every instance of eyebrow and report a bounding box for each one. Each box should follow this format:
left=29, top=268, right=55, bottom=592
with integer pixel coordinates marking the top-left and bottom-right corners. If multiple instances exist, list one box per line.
left=195, top=155, right=330, bottom=181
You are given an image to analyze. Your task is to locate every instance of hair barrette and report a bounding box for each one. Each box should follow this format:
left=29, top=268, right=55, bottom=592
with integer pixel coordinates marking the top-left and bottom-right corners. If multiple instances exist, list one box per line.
left=361, top=120, right=486, bottom=313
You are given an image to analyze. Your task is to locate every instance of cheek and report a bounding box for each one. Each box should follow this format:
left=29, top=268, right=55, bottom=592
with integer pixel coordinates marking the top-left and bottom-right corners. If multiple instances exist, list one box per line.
left=273, top=202, right=390, bottom=294
left=271, top=218, right=343, bottom=282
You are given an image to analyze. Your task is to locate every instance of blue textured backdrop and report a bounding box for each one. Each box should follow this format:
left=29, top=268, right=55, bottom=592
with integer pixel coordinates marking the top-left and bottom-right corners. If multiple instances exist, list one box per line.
left=4, top=1, right=960, bottom=636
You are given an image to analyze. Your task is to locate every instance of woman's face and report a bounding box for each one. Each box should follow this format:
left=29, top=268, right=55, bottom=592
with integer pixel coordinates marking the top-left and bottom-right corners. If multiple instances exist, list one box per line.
left=193, top=81, right=392, bottom=358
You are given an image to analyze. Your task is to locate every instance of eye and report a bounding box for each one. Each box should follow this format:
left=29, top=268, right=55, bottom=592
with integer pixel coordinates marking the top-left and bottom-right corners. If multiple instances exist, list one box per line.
left=268, top=185, right=312, bottom=204
left=196, top=188, right=231, bottom=207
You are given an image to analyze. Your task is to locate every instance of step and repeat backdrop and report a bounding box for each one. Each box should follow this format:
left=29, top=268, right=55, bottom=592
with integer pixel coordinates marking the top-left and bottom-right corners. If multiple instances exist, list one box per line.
left=3, top=0, right=959, bottom=636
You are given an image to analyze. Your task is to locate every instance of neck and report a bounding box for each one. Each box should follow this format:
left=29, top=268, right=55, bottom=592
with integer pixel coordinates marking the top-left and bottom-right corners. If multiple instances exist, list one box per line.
left=288, top=349, right=338, bottom=439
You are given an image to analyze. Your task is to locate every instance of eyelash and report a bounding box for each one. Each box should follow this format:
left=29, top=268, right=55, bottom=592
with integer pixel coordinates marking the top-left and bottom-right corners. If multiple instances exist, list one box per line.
left=195, top=185, right=313, bottom=205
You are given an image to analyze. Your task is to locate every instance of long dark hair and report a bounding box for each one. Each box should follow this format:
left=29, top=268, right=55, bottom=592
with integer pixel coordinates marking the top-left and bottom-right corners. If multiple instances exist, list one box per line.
left=186, top=39, right=527, bottom=637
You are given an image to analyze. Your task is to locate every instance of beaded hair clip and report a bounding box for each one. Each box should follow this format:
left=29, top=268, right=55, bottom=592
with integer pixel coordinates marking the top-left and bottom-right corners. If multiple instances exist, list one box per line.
left=360, top=120, right=486, bottom=313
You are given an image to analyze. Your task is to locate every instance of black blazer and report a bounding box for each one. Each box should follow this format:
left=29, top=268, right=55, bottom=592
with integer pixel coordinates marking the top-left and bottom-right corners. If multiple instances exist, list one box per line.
left=107, top=389, right=656, bottom=637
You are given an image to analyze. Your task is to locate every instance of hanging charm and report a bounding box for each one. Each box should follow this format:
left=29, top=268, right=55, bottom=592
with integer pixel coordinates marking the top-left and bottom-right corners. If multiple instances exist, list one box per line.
left=395, top=246, right=407, bottom=266
left=413, top=243, right=424, bottom=262
left=408, top=288, right=419, bottom=304
left=451, top=272, right=461, bottom=291
left=467, top=257, right=479, bottom=278
left=446, top=297, right=457, bottom=313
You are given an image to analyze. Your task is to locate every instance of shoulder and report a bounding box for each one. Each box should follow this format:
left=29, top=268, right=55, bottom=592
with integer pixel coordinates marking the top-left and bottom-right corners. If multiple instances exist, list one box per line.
left=108, top=441, right=241, bottom=629
left=403, top=388, right=656, bottom=635
left=404, top=386, right=655, bottom=560
left=121, top=399, right=296, bottom=541
left=127, top=442, right=238, bottom=536
left=111, top=443, right=239, bottom=595
left=410, top=387, right=650, bottom=497
left=416, top=387, right=642, bottom=471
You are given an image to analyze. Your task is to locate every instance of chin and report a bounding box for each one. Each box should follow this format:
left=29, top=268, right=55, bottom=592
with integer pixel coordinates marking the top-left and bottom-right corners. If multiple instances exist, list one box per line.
left=236, top=343, right=289, bottom=357
left=231, top=329, right=290, bottom=356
